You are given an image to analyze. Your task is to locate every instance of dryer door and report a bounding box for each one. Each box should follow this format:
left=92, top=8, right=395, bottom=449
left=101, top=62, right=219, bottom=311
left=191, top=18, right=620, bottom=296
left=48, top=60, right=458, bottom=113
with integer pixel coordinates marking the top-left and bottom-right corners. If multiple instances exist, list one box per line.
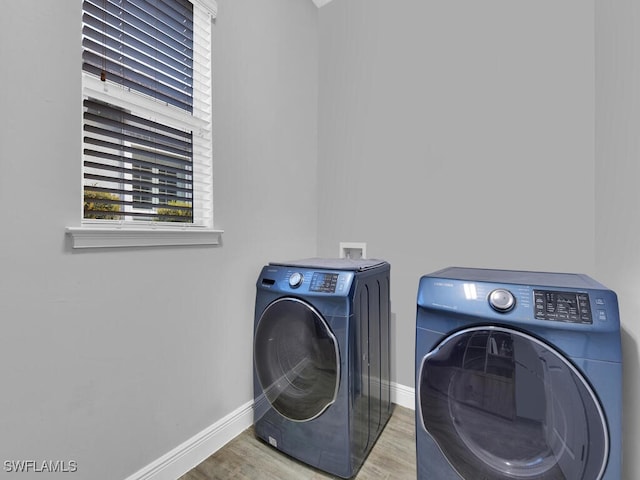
left=418, top=326, right=608, bottom=480
left=254, top=297, right=340, bottom=422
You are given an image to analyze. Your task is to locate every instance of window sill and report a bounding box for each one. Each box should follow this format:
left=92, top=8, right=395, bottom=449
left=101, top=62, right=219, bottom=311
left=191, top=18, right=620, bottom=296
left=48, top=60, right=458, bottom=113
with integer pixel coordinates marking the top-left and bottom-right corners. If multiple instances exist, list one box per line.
left=66, top=226, right=223, bottom=249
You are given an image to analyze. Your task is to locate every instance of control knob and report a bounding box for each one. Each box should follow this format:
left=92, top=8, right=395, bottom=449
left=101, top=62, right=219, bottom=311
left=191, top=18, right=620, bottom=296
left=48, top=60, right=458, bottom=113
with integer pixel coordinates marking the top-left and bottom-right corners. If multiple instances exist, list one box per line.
left=289, top=272, right=303, bottom=288
left=489, top=288, right=515, bottom=313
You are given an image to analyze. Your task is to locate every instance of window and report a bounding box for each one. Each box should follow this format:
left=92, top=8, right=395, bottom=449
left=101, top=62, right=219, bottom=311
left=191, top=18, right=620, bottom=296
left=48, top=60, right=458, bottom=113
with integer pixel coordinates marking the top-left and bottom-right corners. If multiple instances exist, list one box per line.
left=69, top=0, right=221, bottom=248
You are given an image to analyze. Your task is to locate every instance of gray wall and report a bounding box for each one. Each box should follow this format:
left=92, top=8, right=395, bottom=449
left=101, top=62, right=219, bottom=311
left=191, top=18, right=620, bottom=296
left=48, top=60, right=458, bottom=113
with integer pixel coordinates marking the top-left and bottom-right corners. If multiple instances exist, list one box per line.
left=596, top=1, right=640, bottom=478
left=0, top=1, right=318, bottom=479
left=317, top=0, right=596, bottom=388
left=3, top=0, right=639, bottom=479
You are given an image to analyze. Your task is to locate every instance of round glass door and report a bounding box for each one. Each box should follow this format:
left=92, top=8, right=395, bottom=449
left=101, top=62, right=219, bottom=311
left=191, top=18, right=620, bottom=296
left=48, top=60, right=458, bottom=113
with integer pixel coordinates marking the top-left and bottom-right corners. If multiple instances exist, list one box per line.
left=419, top=326, right=608, bottom=480
left=254, top=297, right=340, bottom=422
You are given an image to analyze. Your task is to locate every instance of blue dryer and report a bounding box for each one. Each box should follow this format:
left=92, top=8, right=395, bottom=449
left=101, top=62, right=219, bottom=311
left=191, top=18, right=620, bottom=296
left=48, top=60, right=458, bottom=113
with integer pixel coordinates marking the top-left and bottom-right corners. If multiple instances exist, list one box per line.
left=415, top=267, right=622, bottom=480
left=253, top=258, right=392, bottom=478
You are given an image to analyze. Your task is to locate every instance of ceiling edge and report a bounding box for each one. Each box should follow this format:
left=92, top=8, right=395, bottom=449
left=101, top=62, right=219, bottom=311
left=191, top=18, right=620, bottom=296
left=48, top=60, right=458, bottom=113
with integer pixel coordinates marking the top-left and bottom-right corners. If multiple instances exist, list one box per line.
left=312, top=0, right=335, bottom=8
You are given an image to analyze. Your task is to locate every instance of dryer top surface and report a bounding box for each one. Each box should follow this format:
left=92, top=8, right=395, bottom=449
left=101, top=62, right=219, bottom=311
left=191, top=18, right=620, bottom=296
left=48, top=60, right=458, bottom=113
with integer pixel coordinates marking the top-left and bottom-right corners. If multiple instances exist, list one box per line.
left=270, top=257, right=388, bottom=272
left=425, top=267, right=608, bottom=290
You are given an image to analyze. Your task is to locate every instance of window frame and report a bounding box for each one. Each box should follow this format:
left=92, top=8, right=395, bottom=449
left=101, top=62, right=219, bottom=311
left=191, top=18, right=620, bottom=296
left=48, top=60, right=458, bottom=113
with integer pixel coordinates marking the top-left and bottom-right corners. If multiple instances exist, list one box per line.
left=68, top=0, right=222, bottom=249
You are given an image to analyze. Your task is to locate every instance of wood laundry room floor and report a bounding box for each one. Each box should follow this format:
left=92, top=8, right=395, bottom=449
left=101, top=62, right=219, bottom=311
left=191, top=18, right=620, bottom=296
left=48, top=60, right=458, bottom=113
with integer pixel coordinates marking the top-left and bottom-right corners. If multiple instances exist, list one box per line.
left=179, top=405, right=416, bottom=480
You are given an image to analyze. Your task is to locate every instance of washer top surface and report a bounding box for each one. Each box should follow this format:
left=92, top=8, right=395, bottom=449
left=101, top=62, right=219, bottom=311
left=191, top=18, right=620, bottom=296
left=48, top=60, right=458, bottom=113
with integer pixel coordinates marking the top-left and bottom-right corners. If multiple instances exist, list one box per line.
left=270, top=257, right=388, bottom=272
left=426, top=266, right=607, bottom=290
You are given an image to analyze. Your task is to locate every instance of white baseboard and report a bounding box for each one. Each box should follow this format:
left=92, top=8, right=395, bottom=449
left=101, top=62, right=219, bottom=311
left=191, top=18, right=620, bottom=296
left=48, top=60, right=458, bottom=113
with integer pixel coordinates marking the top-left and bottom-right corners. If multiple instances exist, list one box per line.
left=123, top=400, right=254, bottom=480
left=391, top=382, right=416, bottom=410
left=124, top=383, right=415, bottom=480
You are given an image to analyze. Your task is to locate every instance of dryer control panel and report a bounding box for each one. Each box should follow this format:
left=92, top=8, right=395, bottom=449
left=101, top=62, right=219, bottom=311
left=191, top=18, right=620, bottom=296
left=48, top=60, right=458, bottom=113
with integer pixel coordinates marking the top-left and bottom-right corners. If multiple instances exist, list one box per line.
left=533, top=290, right=592, bottom=324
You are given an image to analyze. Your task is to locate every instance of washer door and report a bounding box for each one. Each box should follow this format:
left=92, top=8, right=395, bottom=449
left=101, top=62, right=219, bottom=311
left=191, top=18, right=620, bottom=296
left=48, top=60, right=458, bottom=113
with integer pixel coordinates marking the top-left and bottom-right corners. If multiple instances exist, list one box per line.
left=254, top=297, right=340, bottom=422
left=418, top=326, right=608, bottom=480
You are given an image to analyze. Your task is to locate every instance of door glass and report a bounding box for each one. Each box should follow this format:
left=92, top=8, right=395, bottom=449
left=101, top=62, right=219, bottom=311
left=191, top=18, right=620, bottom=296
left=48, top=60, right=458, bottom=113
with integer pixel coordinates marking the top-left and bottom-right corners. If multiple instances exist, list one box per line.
left=254, top=298, right=339, bottom=422
left=419, top=327, right=607, bottom=480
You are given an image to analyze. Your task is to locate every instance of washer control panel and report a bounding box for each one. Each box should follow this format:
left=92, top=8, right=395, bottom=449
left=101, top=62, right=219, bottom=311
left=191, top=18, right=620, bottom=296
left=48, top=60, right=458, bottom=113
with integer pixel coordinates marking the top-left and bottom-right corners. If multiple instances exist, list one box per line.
left=259, top=268, right=353, bottom=295
left=309, top=272, right=340, bottom=293
left=534, top=290, right=592, bottom=324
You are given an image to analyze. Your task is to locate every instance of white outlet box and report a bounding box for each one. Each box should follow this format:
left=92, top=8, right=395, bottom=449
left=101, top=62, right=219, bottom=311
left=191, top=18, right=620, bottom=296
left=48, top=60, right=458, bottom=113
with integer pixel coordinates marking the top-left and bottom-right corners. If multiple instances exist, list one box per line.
left=339, top=242, right=367, bottom=259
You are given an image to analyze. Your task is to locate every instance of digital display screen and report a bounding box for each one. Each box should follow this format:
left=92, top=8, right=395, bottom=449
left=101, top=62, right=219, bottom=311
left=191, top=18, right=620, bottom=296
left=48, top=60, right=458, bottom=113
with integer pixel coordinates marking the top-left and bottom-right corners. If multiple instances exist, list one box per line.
left=533, top=290, right=592, bottom=324
left=310, top=273, right=339, bottom=293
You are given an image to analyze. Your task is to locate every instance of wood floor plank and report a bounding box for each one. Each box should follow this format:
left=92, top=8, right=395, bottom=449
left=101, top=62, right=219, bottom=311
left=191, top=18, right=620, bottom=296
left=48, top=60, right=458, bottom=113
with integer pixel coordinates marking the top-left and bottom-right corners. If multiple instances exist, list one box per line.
left=179, top=406, right=416, bottom=480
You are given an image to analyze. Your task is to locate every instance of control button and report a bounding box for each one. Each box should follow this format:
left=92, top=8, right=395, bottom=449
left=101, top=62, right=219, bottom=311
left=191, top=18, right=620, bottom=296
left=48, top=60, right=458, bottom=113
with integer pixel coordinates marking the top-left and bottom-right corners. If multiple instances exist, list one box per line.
left=596, top=298, right=605, bottom=306
left=597, top=309, right=607, bottom=322
left=288, top=272, right=303, bottom=288
left=489, top=289, right=516, bottom=313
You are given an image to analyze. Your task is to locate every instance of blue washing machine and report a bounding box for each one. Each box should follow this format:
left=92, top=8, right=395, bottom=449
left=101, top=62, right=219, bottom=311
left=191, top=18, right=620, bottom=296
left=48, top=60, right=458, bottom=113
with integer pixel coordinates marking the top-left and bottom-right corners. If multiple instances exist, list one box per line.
left=253, top=258, right=392, bottom=478
left=415, top=267, right=622, bottom=480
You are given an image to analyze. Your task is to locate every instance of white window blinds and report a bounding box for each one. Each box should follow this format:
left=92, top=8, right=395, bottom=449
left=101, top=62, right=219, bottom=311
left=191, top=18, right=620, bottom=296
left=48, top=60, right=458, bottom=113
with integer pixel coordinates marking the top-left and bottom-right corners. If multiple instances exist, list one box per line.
left=81, top=0, right=216, bottom=227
